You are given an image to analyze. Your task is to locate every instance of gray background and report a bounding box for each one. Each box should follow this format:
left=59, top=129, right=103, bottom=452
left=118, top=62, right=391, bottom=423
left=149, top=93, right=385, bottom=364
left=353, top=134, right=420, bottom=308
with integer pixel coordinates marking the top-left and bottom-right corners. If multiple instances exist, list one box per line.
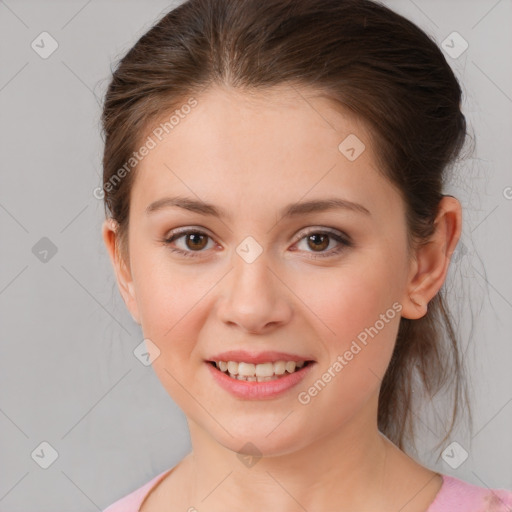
left=0, top=0, right=511, bottom=510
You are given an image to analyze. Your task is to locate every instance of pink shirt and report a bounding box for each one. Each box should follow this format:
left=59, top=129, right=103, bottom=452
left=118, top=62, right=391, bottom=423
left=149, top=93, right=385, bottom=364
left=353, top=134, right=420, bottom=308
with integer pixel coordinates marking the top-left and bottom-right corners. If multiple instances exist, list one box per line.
left=103, top=468, right=512, bottom=511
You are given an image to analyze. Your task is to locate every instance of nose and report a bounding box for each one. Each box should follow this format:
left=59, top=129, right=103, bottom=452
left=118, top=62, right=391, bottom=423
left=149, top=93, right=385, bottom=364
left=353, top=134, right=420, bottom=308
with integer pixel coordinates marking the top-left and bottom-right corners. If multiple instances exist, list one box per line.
left=217, top=251, right=293, bottom=335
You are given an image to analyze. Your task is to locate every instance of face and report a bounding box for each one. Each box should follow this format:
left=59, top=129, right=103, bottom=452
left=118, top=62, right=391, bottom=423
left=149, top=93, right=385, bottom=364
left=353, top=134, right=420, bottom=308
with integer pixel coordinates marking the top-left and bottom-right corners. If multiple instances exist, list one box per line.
left=104, top=85, right=421, bottom=457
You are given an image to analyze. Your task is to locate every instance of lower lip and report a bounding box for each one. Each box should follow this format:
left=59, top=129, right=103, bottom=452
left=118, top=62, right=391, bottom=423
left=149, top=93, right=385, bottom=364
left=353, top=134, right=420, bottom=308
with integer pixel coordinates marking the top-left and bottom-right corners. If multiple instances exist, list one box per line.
left=205, top=361, right=315, bottom=400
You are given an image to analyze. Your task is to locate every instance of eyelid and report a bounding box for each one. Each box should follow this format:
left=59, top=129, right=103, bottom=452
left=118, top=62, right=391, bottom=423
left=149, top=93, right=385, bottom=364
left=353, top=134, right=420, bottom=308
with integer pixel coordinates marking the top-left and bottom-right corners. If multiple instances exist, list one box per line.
left=293, top=226, right=350, bottom=243
left=164, top=225, right=213, bottom=238
left=165, top=225, right=350, bottom=243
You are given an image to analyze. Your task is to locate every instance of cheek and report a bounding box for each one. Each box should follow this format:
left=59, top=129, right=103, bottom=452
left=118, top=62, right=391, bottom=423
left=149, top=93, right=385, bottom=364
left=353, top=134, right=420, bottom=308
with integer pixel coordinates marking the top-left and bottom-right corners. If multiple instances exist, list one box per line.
left=129, top=252, right=199, bottom=370
left=291, top=259, right=402, bottom=397
left=292, top=259, right=401, bottom=346
left=134, top=263, right=208, bottom=409
left=296, top=283, right=400, bottom=427
left=131, top=246, right=201, bottom=332
left=131, top=252, right=229, bottom=386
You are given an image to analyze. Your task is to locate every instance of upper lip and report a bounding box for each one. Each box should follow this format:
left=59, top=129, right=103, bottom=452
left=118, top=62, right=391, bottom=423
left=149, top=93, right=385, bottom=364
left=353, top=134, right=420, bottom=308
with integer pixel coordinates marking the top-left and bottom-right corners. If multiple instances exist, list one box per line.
left=206, top=350, right=315, bottom=364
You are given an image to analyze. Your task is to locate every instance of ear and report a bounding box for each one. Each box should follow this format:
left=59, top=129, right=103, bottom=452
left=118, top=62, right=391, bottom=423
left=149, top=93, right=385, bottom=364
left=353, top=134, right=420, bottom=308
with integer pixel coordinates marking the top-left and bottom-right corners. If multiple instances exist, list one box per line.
left=102, top=218, right=141, bottom=325
left=400, top=196, right=462, bottom=320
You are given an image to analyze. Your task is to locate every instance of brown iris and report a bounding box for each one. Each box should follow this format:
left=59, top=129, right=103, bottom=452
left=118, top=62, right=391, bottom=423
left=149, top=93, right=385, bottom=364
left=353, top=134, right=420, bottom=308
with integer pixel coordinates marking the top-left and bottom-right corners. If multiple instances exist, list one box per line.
left=186, top=232, right=208, bottom=251
left=307, top=233, right=329, bottom=252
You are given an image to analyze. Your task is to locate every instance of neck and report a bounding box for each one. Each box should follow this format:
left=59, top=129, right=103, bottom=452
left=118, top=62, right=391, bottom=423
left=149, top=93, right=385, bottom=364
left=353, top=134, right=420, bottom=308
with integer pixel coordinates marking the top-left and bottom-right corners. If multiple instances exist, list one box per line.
left=182, top=396, right=391, bottom=511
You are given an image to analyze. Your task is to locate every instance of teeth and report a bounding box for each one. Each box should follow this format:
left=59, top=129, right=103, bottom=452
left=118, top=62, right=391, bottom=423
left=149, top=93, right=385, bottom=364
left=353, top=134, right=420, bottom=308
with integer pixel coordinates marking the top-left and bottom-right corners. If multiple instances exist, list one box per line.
left=273, top=361, right=286, bottom=375
left=285, top=361, right=296, bottom=373
left=255, top=362, right=274, bottom=377
left=227, top=361, right=238, bottom=374
left=238, top=362, right=256, bottom=377
left=214, top=359, right=308, bottom=381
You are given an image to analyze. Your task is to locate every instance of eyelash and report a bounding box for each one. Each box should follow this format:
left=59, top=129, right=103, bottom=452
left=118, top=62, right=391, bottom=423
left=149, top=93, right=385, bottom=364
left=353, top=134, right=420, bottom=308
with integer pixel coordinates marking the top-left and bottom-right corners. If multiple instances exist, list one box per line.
left=162, top=227, right=353, bottom=260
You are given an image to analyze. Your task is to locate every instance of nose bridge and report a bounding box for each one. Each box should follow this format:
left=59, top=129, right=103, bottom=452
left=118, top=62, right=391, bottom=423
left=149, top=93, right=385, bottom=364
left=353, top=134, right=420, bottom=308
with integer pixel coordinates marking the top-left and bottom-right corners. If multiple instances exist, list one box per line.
left=231, top=235, right=277, bottom=305
left=218, top=234, right=292, bottom=332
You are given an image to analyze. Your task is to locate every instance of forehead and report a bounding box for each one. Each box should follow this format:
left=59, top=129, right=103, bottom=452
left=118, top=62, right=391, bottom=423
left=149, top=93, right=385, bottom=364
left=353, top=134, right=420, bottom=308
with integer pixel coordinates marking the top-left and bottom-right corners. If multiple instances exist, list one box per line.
left=131, top=84, right=401, bottom=219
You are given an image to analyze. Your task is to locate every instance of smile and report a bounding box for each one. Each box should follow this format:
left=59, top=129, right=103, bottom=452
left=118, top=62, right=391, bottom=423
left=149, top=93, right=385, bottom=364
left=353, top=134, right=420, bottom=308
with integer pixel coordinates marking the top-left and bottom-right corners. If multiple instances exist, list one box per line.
left=209, top=360, right=311, bottom=382
left=206, top=360, right=316, bottom=399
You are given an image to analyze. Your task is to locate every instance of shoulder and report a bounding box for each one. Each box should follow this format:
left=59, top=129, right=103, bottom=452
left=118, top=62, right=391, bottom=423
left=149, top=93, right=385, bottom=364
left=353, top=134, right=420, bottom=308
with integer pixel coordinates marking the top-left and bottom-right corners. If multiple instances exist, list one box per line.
left=102, top=469, right=172, bottom=512
left=427, top=474, right=512, bottom=512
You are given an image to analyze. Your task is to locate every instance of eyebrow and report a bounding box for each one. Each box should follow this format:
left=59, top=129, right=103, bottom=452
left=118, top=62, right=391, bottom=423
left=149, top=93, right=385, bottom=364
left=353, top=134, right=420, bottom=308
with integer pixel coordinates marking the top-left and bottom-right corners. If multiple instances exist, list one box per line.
left=145, top=195, right=371, bottom=219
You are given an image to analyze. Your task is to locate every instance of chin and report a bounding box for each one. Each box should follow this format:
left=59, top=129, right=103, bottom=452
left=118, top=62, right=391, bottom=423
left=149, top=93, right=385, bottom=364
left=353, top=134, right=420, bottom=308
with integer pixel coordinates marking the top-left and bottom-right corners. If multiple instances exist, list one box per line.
left=211, top=422, right=314, bottom=460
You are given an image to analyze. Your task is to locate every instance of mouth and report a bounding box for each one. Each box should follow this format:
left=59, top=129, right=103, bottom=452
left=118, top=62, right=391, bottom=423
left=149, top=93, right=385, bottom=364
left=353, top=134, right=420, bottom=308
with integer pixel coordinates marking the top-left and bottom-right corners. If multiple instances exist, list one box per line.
left=207, top=359, right=315, bottom=382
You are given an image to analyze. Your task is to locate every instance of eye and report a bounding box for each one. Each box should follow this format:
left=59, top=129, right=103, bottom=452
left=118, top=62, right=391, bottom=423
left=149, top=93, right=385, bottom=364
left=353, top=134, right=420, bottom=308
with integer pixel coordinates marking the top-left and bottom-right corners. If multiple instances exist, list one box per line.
left=162, top=227, right=352, bottom=259
left=163, top=229, right=216, bottom=258
left=292, top=228, right=352, bottom=259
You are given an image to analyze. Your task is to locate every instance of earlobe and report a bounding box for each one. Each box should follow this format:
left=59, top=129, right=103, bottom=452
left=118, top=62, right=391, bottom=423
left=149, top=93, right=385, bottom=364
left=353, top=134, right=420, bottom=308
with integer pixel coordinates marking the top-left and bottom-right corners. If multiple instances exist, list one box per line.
left=101, top=218, right=141, bottom=325
left=401, top=255, right=430, bottom=320
left=400, top=196, right=462, bottom=320
left=406, top=292, right=429, bottom=319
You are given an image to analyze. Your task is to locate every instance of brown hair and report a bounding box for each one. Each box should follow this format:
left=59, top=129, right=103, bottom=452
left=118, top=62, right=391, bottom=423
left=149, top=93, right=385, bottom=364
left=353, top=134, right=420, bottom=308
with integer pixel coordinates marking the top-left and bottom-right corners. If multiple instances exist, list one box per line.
left=100, top=0, right=471, bottom=455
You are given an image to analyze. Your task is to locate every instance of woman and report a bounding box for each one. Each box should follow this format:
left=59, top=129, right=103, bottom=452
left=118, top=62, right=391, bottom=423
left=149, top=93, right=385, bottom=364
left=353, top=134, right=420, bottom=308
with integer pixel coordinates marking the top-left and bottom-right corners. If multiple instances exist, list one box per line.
left=100, top=0, right=512, bottom=510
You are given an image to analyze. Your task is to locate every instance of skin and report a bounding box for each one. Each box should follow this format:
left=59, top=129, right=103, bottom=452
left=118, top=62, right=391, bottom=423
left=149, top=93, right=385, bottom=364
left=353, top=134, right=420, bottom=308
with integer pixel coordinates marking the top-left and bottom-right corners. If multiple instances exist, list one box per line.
left=102, top=84, right=462, bottom=511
